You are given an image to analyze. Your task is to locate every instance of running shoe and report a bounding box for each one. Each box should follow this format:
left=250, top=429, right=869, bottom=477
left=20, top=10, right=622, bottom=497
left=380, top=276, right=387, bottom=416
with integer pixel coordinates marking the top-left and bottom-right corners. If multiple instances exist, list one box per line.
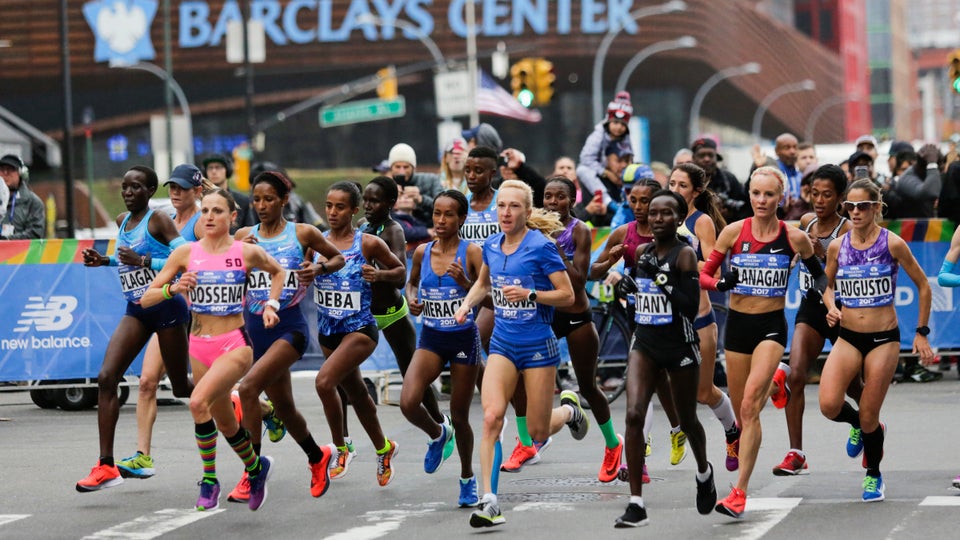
left=227, top=472, right=250, bottom=503
left=560, top=390, right=589, bottom=440
left=329, top=442, right=357, bottom=479
left=614, top=503, right=649, bottom=528
left=862, top=473, right=885, bottom=502
left=642, top=463, right=650, bottom=484
left=501, top=437, right=550, bottom=472
left=695, top=463, right=717, bottom=515
left=196, top=480, right=220, bottom=511
left=230, top=391, right=243, bottom=423
left=645, top=433, right=652, bottom=457
left=459, top=476, right=480, bottom=508
left=952, top=475, right=960, bottom=490
left=376, top=440, right=398, bottom=487
left=309, top=446, right=332, bottom=498
left=905, top=363, right=942, bottom=383
left=442, top=415, right=457, bottom=461
left=773, top=451, right=808, bottom=476
left=846, top=427, right=863, bottom=458
left=116, top=451, right=156, bottom=479
left=469, top=499, right=505, bottom=528
left=771, top=365, right=790, bottom=409
left=725, top=425, right=741, bottom=472
left=76, top=463, right=124, bottom=492
left=715, top=486, right=746, bottom=519
left=598, top=434, right=624, bottom=483
left=248, top=456, right=274, bottom=511
left=424, top=419, right=454, bottom=474
left=670, top=430, right=687, bottom=465
left=617, top=464, right=629, bottom=482
left=262, top=401, right=286, bottom=443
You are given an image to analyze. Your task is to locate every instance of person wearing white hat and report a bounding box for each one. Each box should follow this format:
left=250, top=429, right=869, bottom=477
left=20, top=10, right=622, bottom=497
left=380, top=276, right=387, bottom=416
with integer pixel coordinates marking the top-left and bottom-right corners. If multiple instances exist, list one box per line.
left=387, top=143, right=442, bottom=226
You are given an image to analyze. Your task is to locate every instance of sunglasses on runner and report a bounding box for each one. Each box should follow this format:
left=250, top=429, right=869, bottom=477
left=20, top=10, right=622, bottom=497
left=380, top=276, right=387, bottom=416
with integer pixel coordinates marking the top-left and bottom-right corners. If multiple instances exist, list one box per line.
left=842, top=200, right=878, bottom=212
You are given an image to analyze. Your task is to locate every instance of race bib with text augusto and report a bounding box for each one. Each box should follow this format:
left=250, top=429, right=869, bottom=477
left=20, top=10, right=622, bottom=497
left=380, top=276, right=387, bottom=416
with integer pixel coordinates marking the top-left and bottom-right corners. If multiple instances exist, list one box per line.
left=633, top=278, right=672, bottom=325
left=491, top=275, right=536, bottom=321
left=836, top=264, right=894, bottom=307
left=731, top=253, right=791, bottom=297
left=313, top=275, right=362, bottom=318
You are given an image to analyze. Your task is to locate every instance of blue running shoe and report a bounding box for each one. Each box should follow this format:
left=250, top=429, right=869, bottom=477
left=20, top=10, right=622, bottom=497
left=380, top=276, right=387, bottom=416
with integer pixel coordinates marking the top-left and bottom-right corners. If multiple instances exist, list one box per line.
left=459, top=476, right=479, bottom=507
left=262, top=402, right=286, bottom=443
left=424, top=420, right=453, bottom=474
left=442, top=415, right=457, bottom=461
left=248, top=456, right=274, bottom=511
left=116, top=451, right=156, bottom=479
left=862, top=473, right=884, bottom=502
left=846, top=427, right=863, bottom=458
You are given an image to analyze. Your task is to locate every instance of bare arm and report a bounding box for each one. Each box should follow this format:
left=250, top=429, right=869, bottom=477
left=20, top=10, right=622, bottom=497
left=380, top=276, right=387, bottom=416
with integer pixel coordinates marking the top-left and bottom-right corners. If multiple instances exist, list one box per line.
left=141, top=244, right=191, bottom=308
left=361, top=235, right=406, bottom=287
left=890, top=233, right=934, bottom=363
left=589, top=225, right=627, bottom=280
left=454, top=263, right=491, bottom=323
left=406, top=244, right=426, bottom=316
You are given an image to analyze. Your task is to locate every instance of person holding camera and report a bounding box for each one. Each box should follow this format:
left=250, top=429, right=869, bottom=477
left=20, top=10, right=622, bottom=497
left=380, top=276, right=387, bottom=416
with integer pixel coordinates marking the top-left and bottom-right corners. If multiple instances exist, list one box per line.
left=886, top=143, right=943, bottom=219
left=386, top=143, right=442, bottom=227
left=0, top=154, right=45, bottom=240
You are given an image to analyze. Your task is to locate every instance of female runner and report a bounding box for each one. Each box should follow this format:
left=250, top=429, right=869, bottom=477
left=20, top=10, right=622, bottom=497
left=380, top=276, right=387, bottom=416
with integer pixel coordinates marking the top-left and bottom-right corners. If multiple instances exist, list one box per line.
left=142, top=188, right=284, bottom=512
left=76, top=165, right=193, bottom=492
left=772, top=164, right=857, bottom=475
left=589, top=177, right=686, bottom=479
left=232, top=170, right=346, bottom=501
left=454, top=180, right=575, bottom=528
left=403, top=190, right=484, bottom=507
left=820, top=179, right=933, bottom=502
left=669, top=163, right=740, bottom=471
left=314, top=181, right=404, bottom=487
left=702, top=166, right=822, bottom=518
left=615, top=190, right=716, bottom=527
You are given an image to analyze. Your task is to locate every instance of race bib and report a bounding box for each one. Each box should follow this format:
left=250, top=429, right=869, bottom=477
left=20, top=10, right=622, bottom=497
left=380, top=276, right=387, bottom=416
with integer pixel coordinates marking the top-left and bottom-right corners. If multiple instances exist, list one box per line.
left=731, top=253, right=790, bottom=297
left=314, top=277, right=362, bottom=317
left=836, top=264, right=894, bottom=307
left=421, top=286, right=471, bottom=329
left=118, top=266, right=157, bottom=302
left=633, top=278, right=672, bottom=325
left=491, top=275, right=536, bottom=321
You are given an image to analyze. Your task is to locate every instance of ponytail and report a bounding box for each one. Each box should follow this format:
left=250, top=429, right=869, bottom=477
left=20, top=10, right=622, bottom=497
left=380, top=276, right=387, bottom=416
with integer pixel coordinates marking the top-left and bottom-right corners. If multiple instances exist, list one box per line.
left=527, top=208, right=565, bottom=237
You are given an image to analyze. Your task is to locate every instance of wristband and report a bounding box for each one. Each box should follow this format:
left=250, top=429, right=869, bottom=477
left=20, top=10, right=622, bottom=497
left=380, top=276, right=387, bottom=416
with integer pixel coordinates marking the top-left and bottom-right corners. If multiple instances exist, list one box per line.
left=265, top=299, right=281, bottom=311
left=108, top=255, right=119, bottom=267
left=320, top=261, right=328, bottom=274
left=162, top=283, right=173, bottom=300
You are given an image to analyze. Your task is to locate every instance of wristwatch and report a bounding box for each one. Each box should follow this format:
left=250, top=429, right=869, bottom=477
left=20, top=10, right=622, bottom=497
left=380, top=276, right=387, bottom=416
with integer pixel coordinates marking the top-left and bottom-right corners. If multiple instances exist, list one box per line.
left=916, top=325, right=930, bottom=337
left=265, top=299, right=281, bottom=311
left=527, top=289, right=537, bottom=302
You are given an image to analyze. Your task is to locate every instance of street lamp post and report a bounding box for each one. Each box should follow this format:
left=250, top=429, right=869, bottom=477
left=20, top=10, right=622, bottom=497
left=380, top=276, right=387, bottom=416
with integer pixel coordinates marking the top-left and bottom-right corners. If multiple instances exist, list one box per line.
left=592, top=0, right=687, bottom=122
left=125, top=63, right=194, bottom=165
left=751, top=79, right=816, bottom=142
left=805, top=94, right=856, bottom=143
left=688, top=62, right=761, bottom=142
left=614, top=36, right=697, bottom=95
left=357, top=13, right=448, bottom=71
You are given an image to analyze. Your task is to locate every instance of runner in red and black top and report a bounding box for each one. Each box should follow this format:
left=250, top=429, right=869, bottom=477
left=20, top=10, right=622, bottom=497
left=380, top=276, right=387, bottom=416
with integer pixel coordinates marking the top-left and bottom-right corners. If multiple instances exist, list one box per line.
left=701, top=166, right=822, bottom=519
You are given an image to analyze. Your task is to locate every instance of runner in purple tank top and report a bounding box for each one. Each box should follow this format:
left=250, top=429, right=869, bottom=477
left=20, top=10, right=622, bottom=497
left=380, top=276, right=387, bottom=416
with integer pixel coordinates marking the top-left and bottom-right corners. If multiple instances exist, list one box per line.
left=819, top=179, right=933, bottom=503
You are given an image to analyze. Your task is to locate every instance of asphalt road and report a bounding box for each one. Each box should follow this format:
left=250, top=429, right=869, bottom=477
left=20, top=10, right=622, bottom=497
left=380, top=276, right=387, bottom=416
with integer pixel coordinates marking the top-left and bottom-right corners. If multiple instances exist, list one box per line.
left=1, top=372, right=959, bottom=539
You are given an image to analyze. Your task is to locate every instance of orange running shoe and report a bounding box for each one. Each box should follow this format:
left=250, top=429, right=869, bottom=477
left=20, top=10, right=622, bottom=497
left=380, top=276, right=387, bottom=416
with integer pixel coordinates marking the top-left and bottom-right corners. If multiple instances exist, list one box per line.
left=598, top=434, right=624, bottom=483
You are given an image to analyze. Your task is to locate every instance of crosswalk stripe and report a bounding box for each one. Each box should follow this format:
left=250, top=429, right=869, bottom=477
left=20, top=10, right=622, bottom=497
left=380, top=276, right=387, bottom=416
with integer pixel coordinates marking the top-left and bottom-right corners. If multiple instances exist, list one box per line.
left=919, top=496, right=960, bottom=506
left=732, top=497, right=802, bottom=540
left=82, top=508, right=224, bottom=539
left=0, top=515, right=30, bottom=527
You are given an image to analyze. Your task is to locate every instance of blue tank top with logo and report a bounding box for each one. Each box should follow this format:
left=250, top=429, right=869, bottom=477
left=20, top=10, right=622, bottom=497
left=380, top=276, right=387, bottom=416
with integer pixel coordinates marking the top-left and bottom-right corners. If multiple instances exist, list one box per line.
left=729, top=218, right=794, bottom=297
left=314, top=230, right=375, bottom=335
left=116, top=209, right=174, bottom=303
left=419, top=240, right=474, bottom=331
left=836, top=228, right=897, bottom=308
left=246, top=221, right=306, bottom=314
left=175, top=210, right=201, bottom=242
left=483, top=230, right=566, bottom=343
left=462, top=190, right=499, bottom=246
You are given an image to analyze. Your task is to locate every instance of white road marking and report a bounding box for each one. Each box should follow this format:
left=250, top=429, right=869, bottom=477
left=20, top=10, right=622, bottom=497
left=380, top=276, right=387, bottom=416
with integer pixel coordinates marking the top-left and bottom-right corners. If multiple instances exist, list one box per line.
left=0, top=515, right=30, bottom=527
left=720, top=497, right=802, bottom=540
left=82, top=508, right=224, bottom=539
left=919, top=496, right=960, bottom=506
left=513, top=501, right=574, bottom=512
left=323, top=505, right=439, bottom=540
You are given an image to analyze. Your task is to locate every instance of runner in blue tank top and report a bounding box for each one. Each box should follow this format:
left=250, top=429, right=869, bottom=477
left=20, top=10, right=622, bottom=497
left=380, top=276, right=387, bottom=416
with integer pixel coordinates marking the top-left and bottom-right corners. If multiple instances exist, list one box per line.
left=403, top=190, right=484, bottom=507
left=77, top=166, right=193, bottom=493
left=507, top=176, right=620, bottom=482
left=772, top=164, right=857, bottom=476
left=462, top=146, right=501, bottom=354
left=670, top=163, right=740, bottom=474
left=820, top=179, right=933, bottom=503
left=700, top=166, right=822, bottom=519
left=233, top=171, right=346, bottom=501
left=314, top=181, right=404, bottom=488
left=453, top=180, right=575, bottom=529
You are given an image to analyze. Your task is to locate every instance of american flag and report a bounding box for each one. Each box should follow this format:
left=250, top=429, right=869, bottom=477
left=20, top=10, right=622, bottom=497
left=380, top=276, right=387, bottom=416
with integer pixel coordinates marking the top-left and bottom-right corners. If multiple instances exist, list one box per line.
left=476, top=69, right=542, bottom=123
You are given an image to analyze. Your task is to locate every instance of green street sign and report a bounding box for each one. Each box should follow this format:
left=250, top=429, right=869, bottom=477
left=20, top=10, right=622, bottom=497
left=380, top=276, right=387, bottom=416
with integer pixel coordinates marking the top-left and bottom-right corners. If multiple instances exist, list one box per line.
left=319, top=97, right=406, bottom=127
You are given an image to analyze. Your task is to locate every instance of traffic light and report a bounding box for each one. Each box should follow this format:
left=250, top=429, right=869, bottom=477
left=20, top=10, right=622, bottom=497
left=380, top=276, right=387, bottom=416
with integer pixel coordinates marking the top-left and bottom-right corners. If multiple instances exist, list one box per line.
left=377, top=65, right=398, bottom=100
left=510, top=59, right=535, bottom=108
left=950, top=50, right=960, bottom=94
left=532, top=58, right=555, bottom=106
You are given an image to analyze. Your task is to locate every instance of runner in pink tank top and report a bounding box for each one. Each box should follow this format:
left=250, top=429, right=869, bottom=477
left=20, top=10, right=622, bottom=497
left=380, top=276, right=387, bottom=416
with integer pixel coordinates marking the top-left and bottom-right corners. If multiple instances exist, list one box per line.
left=141, top=189, right=286, bottom=513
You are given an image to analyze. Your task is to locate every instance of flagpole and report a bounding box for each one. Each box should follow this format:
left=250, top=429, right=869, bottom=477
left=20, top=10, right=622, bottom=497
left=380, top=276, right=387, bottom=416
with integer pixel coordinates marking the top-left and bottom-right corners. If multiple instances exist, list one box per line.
left=466, top=0, right=479, bottom=126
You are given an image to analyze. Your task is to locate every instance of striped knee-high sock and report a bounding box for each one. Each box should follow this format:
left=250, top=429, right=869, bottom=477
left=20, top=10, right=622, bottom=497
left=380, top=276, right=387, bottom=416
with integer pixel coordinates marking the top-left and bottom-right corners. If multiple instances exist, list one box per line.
left=226, top=427, right=262, bottom=476
left=195, top=420, right=218, bottom=483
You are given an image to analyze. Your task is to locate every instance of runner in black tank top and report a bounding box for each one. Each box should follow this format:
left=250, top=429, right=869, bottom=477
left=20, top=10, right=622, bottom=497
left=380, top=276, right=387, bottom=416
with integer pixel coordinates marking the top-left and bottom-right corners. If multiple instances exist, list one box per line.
left=700, top=167, right=823, bottom=519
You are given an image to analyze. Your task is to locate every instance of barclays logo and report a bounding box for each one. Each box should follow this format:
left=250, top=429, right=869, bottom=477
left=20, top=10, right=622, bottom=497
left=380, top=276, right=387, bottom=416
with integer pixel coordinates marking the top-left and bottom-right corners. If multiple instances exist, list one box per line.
left=82, top=0, right=158, bottom=66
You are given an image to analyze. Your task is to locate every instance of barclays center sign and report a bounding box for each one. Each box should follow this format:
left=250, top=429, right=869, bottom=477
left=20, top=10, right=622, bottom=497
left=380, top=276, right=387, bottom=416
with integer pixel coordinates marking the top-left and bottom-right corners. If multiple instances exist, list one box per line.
left=84, top=0, right=640, bottom=63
